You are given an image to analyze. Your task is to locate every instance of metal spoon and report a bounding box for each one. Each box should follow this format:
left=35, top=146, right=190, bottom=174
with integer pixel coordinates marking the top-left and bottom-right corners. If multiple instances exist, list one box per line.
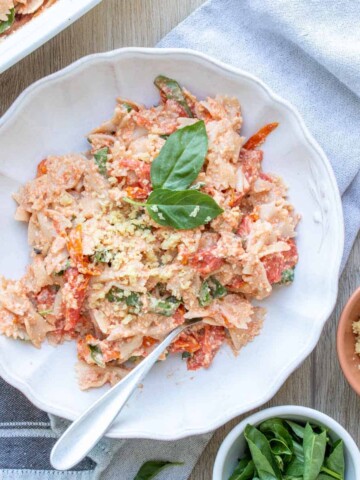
left=50, top=319, right=203, bottom=470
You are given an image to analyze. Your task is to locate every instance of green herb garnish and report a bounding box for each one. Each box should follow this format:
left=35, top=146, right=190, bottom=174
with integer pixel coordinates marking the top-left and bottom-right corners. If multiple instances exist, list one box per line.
left=154, top=75, right=193, bottom=117
left=106, top=287, right=142, bottom=309
left=278, top=267, right=295, bottom=285
left=199, top=277, right=227, bottom=306
left=229, top=419, right=346, bottom=480
left=88, top=344, right=105, bottom=368
left=94, top=147, right=109, bottom=176
left=134, top=460, right=182, bottom=480
left=0, top=8, right=15, bottom=34
left=149, top=296, right=180, bottom=317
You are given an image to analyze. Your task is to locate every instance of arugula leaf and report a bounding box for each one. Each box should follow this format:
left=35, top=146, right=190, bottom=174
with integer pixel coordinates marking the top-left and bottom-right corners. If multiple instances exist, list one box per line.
left=150, top=121, right=208, bottom=191
left=88, top=345, right=105, bottom=367
left=133, top=460, right=182, bottom=480
left=244, top=425, right=282, bottom=479
left=0, top=8, right=15, bottom=34
left=324, top=440, right=344, bottom=479
left=303, top=423, right=327, bottom=480
left=154, top=75, right=193, bottom=117
left=229, top=458, right=255, bottom=480
left=146, top=189, right=223, bottom=230
left=94, top=147, right=109, bottom=176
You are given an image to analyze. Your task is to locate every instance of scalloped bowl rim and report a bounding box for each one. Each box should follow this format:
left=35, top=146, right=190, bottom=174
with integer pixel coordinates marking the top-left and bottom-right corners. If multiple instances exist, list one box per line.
left=0, top=48, right=344, bottom=439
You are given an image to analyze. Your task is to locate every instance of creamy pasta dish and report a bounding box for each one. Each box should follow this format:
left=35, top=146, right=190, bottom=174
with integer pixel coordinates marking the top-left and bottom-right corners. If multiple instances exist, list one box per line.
left=0, top=0, right=56, bottom=36
left=0, top=76, right=299, bottom=390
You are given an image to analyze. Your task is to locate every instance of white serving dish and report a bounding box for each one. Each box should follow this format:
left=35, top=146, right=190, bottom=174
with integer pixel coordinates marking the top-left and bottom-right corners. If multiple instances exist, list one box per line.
left=0, top=48, right=344, bottom=439
left=213, top=406, right=360, bottom=479
left=0, top=0, right=101, bottom=74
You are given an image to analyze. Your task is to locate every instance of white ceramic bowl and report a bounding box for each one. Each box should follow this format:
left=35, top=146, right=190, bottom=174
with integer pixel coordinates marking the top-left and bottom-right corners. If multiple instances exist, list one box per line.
left=0, top=48, right=344, bottom=439
left=213, top=406, right=360, bottom=480
left=0, top=0, right=102, bottom=74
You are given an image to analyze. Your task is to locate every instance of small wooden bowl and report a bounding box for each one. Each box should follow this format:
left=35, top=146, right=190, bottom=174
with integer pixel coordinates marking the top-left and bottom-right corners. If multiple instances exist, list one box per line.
left=337, top=287, right=360, bottom=396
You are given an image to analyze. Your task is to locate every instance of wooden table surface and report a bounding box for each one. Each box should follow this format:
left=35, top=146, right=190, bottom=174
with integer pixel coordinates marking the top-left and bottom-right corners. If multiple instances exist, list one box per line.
left=1, top=1, right=359, bottom=478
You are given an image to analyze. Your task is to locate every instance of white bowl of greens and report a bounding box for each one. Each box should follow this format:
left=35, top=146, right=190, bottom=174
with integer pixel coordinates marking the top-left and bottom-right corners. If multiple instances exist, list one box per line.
left=213, top=405, right=360, bottom=480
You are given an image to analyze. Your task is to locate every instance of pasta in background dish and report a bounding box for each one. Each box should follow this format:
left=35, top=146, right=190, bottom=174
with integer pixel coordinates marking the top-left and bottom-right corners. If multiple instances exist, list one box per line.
left=0, top=76, right=299, bottom=390
left=0, top=0, right=56, bottom=36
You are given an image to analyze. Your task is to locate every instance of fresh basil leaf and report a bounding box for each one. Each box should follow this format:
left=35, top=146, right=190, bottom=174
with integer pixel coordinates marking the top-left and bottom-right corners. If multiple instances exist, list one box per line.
left=286, top=421, right=305, bottom=439
left=154, top=75, right=193, bottom=117
left=146, top=189, right=223, bottom=230
left=88, top=345, right=105, bottom=367
left=303, top=423, right=327, bottom=480
left=94, top=147, right=109, bottom=176
left=133, top=460, right=182, bottom=480
left=0, top=8, right=15, bottom=34
left=150, top=121, right=208, bottom=191
left=229, top=458, right=255, bottom=480
left=244, top=425, right=282, bottom=479
left=324, top=440, right=345, bottom=479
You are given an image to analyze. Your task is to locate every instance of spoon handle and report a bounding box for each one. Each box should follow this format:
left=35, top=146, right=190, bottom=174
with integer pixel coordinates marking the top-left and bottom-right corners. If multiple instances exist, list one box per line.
left=50, top=322, right=191, bottom=471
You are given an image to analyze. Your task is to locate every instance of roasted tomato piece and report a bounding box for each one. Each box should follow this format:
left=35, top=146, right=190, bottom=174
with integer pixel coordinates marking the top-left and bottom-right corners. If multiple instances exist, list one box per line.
left=36, top=159, right=48, bottom=177
left=67, top=225, right=100, bottom=276
left=243, top=122, right=279, bottom=150
left=117, top=158, right=151, bottom=190
left=262, top=239, right=298, bottom=284
left=187, top=248, right=224, bottom=276
left=142, top=336, right=158, bottom=348
left=171, top=332, right=201, bottom=354
left=63, top=268, right=90, bottom=331
left=187, top=326, right=226, bottom=370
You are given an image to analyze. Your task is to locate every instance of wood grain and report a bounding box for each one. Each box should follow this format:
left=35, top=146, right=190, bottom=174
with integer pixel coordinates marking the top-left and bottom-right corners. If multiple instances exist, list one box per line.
left=0, top=1, right=359, bottom=479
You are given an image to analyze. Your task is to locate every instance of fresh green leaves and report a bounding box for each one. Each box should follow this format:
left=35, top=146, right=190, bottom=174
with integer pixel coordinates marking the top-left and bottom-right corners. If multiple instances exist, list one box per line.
left=0, top=8, right=15, bottom=34
left=151, top=121, right=207, bottom=190
left=199, top=277, right=227, bottom=306
left=229, top=458, right=255, bottom=480
left=105, top=287, right=142, bottom=310
left=133, top=460, right=182, bottom=480
left=154, top=75, right=193, bottom=117
left=94, top=147, right=109, bottom=176
left=146, top=189, right=223, bottom=230
left=303, top=423, right=327, bottom=480
left=229, top=419, right=345, bottom=480
left=122, top=89, right=223, bottom=230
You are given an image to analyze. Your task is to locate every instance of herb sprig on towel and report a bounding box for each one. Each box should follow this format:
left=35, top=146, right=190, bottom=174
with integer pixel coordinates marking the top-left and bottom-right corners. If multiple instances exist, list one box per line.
left=229, top=418, right=345, bottom=480
left=124, top=113, right=223, bottom=229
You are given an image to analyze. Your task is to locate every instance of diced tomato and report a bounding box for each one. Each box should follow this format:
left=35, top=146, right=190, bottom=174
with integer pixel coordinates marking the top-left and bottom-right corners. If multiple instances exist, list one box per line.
left=125, top=185, right=151, bottom=200
left=36, top=159, right=48, bottom=177
left=173, top=305, right=186, bottom=325
left=261, top=239, right=298, bottom=284
left=64, top=268, right=90, bottom=331
left=187, top=248, right=224, bottom=277
left=259, top=172, right=272, bottom=182
left=227, top=275, right=246, bottom=290
left=67, top=225, right=100, bottom=276
left=236, top=215, right=253, bottom=237
left=142, top=336, right=158, bottom=348
left=243, top=122, right=279, bottom=150
left=187, top=326, right=226, bottom=370
left=171, top=333, right=201, bottom=354
left=36, top=285, right=57, bottom=309
left=238, top=149, right=263, bottom=186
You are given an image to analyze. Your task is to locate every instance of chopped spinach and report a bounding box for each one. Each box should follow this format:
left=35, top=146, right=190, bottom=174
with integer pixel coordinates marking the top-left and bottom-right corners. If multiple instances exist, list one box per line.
left=106, top=287, right=142, bottom=309
left=94, top=147, right=109, bottom=176
left=88, top=344, right=105, bottom=367
left=199, top=277, right=227, bottom=306
left=149, top=295, right=180, bottom=317
left=279, top=267, right=295, bottom=285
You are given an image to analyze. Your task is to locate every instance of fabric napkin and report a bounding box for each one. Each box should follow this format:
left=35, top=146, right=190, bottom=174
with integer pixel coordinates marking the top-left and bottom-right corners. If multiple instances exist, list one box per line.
left=1, top=0, right=360, bottom=479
